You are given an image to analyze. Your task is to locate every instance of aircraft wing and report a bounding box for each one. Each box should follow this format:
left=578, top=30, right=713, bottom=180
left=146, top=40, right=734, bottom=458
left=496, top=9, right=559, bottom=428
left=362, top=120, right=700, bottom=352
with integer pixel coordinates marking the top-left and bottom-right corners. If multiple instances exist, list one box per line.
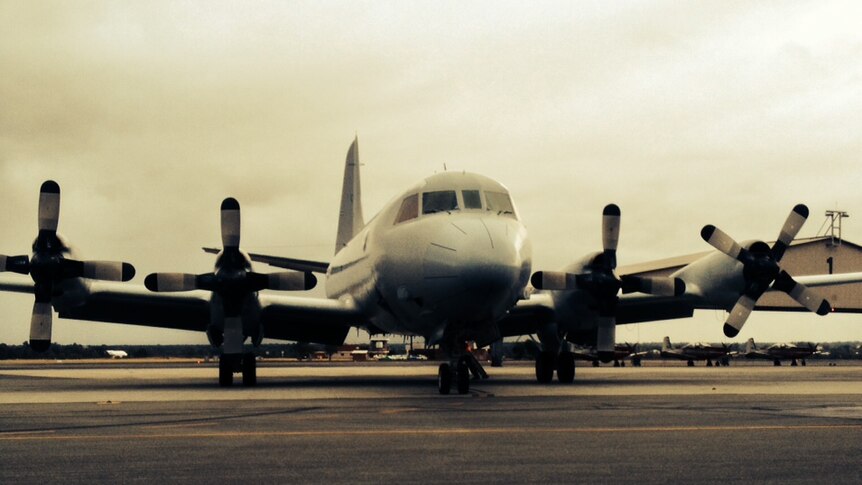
left=202, top=247, right=330, bottom=273
left=0, top=276, right=362, bottom=346
left=498, top=291, right=695, bottom=338
left=781, top=272, right=862, bottom=288
left=58, top=281, right=211, bottom=332
left=0, top=278, right=34, bottom=295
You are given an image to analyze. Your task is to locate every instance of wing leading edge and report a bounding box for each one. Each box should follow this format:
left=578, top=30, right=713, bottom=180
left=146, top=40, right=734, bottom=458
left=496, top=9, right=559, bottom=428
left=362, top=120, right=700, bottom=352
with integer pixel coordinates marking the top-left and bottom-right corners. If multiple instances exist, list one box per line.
left=3, top=278, right=364, bottom=346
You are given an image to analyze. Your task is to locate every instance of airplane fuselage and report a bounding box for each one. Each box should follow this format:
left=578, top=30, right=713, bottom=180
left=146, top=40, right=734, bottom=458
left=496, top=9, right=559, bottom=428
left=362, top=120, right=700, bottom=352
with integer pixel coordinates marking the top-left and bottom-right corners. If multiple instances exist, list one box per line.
left=325, top=172, right=532, bottom=348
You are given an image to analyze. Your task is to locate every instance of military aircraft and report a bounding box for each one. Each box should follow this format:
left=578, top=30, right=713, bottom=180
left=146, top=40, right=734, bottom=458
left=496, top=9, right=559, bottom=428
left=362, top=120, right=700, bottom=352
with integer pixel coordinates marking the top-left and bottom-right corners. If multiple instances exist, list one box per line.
left=106, top=349, right=128, bottom=359
left=742, top=338, right=826, bottom=366
left=2, top=137, right=862, bottom=394
left=660, top=336, right=731, bottom=367
left=570, top=343, right=650, bottom=367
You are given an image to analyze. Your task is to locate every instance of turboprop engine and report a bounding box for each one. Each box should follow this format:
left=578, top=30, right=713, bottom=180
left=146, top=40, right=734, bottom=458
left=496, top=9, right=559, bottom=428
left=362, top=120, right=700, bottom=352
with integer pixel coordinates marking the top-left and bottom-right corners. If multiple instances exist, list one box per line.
left=0, top=181, right=135, bottom=351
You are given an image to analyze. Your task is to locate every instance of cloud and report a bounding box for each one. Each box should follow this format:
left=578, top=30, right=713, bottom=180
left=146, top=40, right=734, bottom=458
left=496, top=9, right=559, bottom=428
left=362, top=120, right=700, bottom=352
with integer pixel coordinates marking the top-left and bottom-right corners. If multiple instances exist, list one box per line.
left=1, top=1, right=861, bottom=344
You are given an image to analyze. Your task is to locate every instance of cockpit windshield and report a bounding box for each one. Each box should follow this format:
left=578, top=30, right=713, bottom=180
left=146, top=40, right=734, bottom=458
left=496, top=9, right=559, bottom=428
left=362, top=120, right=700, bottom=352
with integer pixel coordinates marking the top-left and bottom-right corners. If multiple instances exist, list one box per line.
left=422, top=191, right=459, bottom=214
left=485, top=191, right=516, bottom=218
left=394, top=188, right=517, bottom=225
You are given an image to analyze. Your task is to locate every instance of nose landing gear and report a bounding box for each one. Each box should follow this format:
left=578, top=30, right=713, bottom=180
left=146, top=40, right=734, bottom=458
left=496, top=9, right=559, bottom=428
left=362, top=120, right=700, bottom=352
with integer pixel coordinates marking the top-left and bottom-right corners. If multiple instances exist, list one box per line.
left=437, top=353, right=489, bottom=395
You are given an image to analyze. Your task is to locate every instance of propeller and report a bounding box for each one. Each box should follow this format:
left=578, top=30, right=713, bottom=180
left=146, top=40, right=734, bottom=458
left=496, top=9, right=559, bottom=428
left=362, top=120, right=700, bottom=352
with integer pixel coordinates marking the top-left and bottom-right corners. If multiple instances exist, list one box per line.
left=531, top=204, right=684, bottom=362
left=145, top=198, right=316, bottom=352
left=701, top=204, right=831, bottom=338
left=0, top=181, right=136, bottom=351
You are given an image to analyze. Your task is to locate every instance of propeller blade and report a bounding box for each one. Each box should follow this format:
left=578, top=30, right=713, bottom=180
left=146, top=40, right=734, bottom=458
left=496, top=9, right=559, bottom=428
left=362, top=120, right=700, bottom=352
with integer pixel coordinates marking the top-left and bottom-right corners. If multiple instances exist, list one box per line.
left=530, top=271, right=577, bottom=291
left=221, top=197, right=241, bottom=249
left=0, top=255, right=30, bottom=275
left=144, top=273, right=199, bottom=292
left=259, top=271, right=317, bottom=291
left=602, top=204, right=620, bottom=269
left=724, top=295, right=756, bottom=338
left=771, top=204, right=809, bottom=261
left=60, top=259, right=136, bottom=282
left=38, top=180, right=61, bottom=233
left=620, top=276, right=685, bottom=296
left=772, top=270, right=831, bottom=315
left=29, top=300, right=53, bottom=352
left=81, top=261, right=136, bottom=281
left=701, top=225, right=745, bottom=261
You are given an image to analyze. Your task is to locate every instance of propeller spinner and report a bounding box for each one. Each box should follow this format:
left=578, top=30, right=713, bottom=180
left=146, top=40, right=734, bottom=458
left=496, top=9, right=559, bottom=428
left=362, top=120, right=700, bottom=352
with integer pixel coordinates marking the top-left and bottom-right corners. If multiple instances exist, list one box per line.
left=701, top=204, right=831, bottom=338
left=0, top=181, right=136, bottom=351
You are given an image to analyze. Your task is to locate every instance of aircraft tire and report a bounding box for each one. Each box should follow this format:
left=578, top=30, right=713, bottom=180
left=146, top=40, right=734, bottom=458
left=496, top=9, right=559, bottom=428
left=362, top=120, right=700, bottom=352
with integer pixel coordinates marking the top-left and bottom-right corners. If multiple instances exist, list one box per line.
left=438, top=363, right=452, bottom=395
left=535, top=351, right=554, bottom=383
left=801, top=359, right=806, bottom=366
left=557, top=352, right=575, bottom=383
left=242, top=353, right=257, bottom=387
left=218, top=356, right=233, bottom=387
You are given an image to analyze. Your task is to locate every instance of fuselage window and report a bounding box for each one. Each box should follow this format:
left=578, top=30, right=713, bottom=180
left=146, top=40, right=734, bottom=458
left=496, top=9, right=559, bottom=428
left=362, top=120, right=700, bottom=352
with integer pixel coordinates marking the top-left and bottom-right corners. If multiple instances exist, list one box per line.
left=394, top=194, right=419, bottom=224
left=422, top=191, right=459, bottom=214
left=485, top=191, right=516, bottom=218
left=462, top=190, right=483, bottom=209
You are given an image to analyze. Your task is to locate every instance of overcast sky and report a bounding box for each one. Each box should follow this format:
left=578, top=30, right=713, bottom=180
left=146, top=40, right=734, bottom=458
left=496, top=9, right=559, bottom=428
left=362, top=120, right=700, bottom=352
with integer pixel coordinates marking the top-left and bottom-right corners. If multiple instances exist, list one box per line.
left=1, top=1, right=861, bottom=346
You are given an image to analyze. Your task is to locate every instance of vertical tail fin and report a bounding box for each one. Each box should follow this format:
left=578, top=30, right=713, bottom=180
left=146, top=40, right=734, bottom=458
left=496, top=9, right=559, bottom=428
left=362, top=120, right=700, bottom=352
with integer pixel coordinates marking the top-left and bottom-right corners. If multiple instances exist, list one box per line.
left=335, top=136, right=364, bottom=254
left=662, top=336, right=672, bottom=352
left=745, top=338, right=755, bottom=354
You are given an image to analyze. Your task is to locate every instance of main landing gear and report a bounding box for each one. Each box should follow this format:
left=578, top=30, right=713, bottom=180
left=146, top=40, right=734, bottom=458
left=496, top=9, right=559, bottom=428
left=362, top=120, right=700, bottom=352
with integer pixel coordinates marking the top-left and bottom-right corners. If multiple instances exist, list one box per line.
left=438, top=354, right=489, bottom=395
left=218, top=352, right=257, bottom=387
left=535, top=351, right=576, bottom=384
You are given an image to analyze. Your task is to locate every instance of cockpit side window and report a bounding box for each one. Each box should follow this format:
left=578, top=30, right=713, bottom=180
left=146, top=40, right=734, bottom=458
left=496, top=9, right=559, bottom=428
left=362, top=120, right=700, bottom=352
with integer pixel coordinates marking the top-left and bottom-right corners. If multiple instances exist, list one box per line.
left=462, top=190, right=482, bottom=209
left=485, top=191, right=516, bottom=218
left=422, top=191, right=459, bottom=214
left=394, top=194, right=419, bottom=224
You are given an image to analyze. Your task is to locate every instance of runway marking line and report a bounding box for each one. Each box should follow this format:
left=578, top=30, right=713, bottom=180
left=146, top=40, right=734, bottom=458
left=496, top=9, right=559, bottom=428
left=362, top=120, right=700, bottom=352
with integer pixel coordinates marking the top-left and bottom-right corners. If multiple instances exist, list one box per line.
left=1, top=423, right=861, bottom=441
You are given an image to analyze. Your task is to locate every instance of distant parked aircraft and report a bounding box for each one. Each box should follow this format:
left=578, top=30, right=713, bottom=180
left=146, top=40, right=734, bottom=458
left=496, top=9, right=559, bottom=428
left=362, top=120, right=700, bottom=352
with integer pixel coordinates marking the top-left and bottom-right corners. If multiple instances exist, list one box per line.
left=106, top=349, right=128, bottom=359
left=570, top=343, right=651, bottom=367
left=660, top=336, right=731, bottom=367
left=742, top=338, right=825, bottom=366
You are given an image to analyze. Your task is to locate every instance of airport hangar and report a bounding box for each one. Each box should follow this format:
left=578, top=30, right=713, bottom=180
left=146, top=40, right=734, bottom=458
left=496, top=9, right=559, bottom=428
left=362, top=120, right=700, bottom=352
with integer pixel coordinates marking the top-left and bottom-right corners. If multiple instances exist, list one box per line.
left=621, top=235, right=862, bottom=314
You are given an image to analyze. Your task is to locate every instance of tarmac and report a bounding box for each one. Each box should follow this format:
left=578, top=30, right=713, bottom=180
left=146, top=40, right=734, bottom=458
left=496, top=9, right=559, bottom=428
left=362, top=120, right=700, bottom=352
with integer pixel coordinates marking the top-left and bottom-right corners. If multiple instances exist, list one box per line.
left=1, top=360, right=861, bottom=483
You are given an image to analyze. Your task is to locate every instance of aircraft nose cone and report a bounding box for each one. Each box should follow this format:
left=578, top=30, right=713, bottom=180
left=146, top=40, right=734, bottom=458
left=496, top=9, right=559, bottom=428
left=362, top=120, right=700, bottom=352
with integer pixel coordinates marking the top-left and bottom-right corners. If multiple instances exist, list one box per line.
left=423, top=217, right=530, bottom=320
